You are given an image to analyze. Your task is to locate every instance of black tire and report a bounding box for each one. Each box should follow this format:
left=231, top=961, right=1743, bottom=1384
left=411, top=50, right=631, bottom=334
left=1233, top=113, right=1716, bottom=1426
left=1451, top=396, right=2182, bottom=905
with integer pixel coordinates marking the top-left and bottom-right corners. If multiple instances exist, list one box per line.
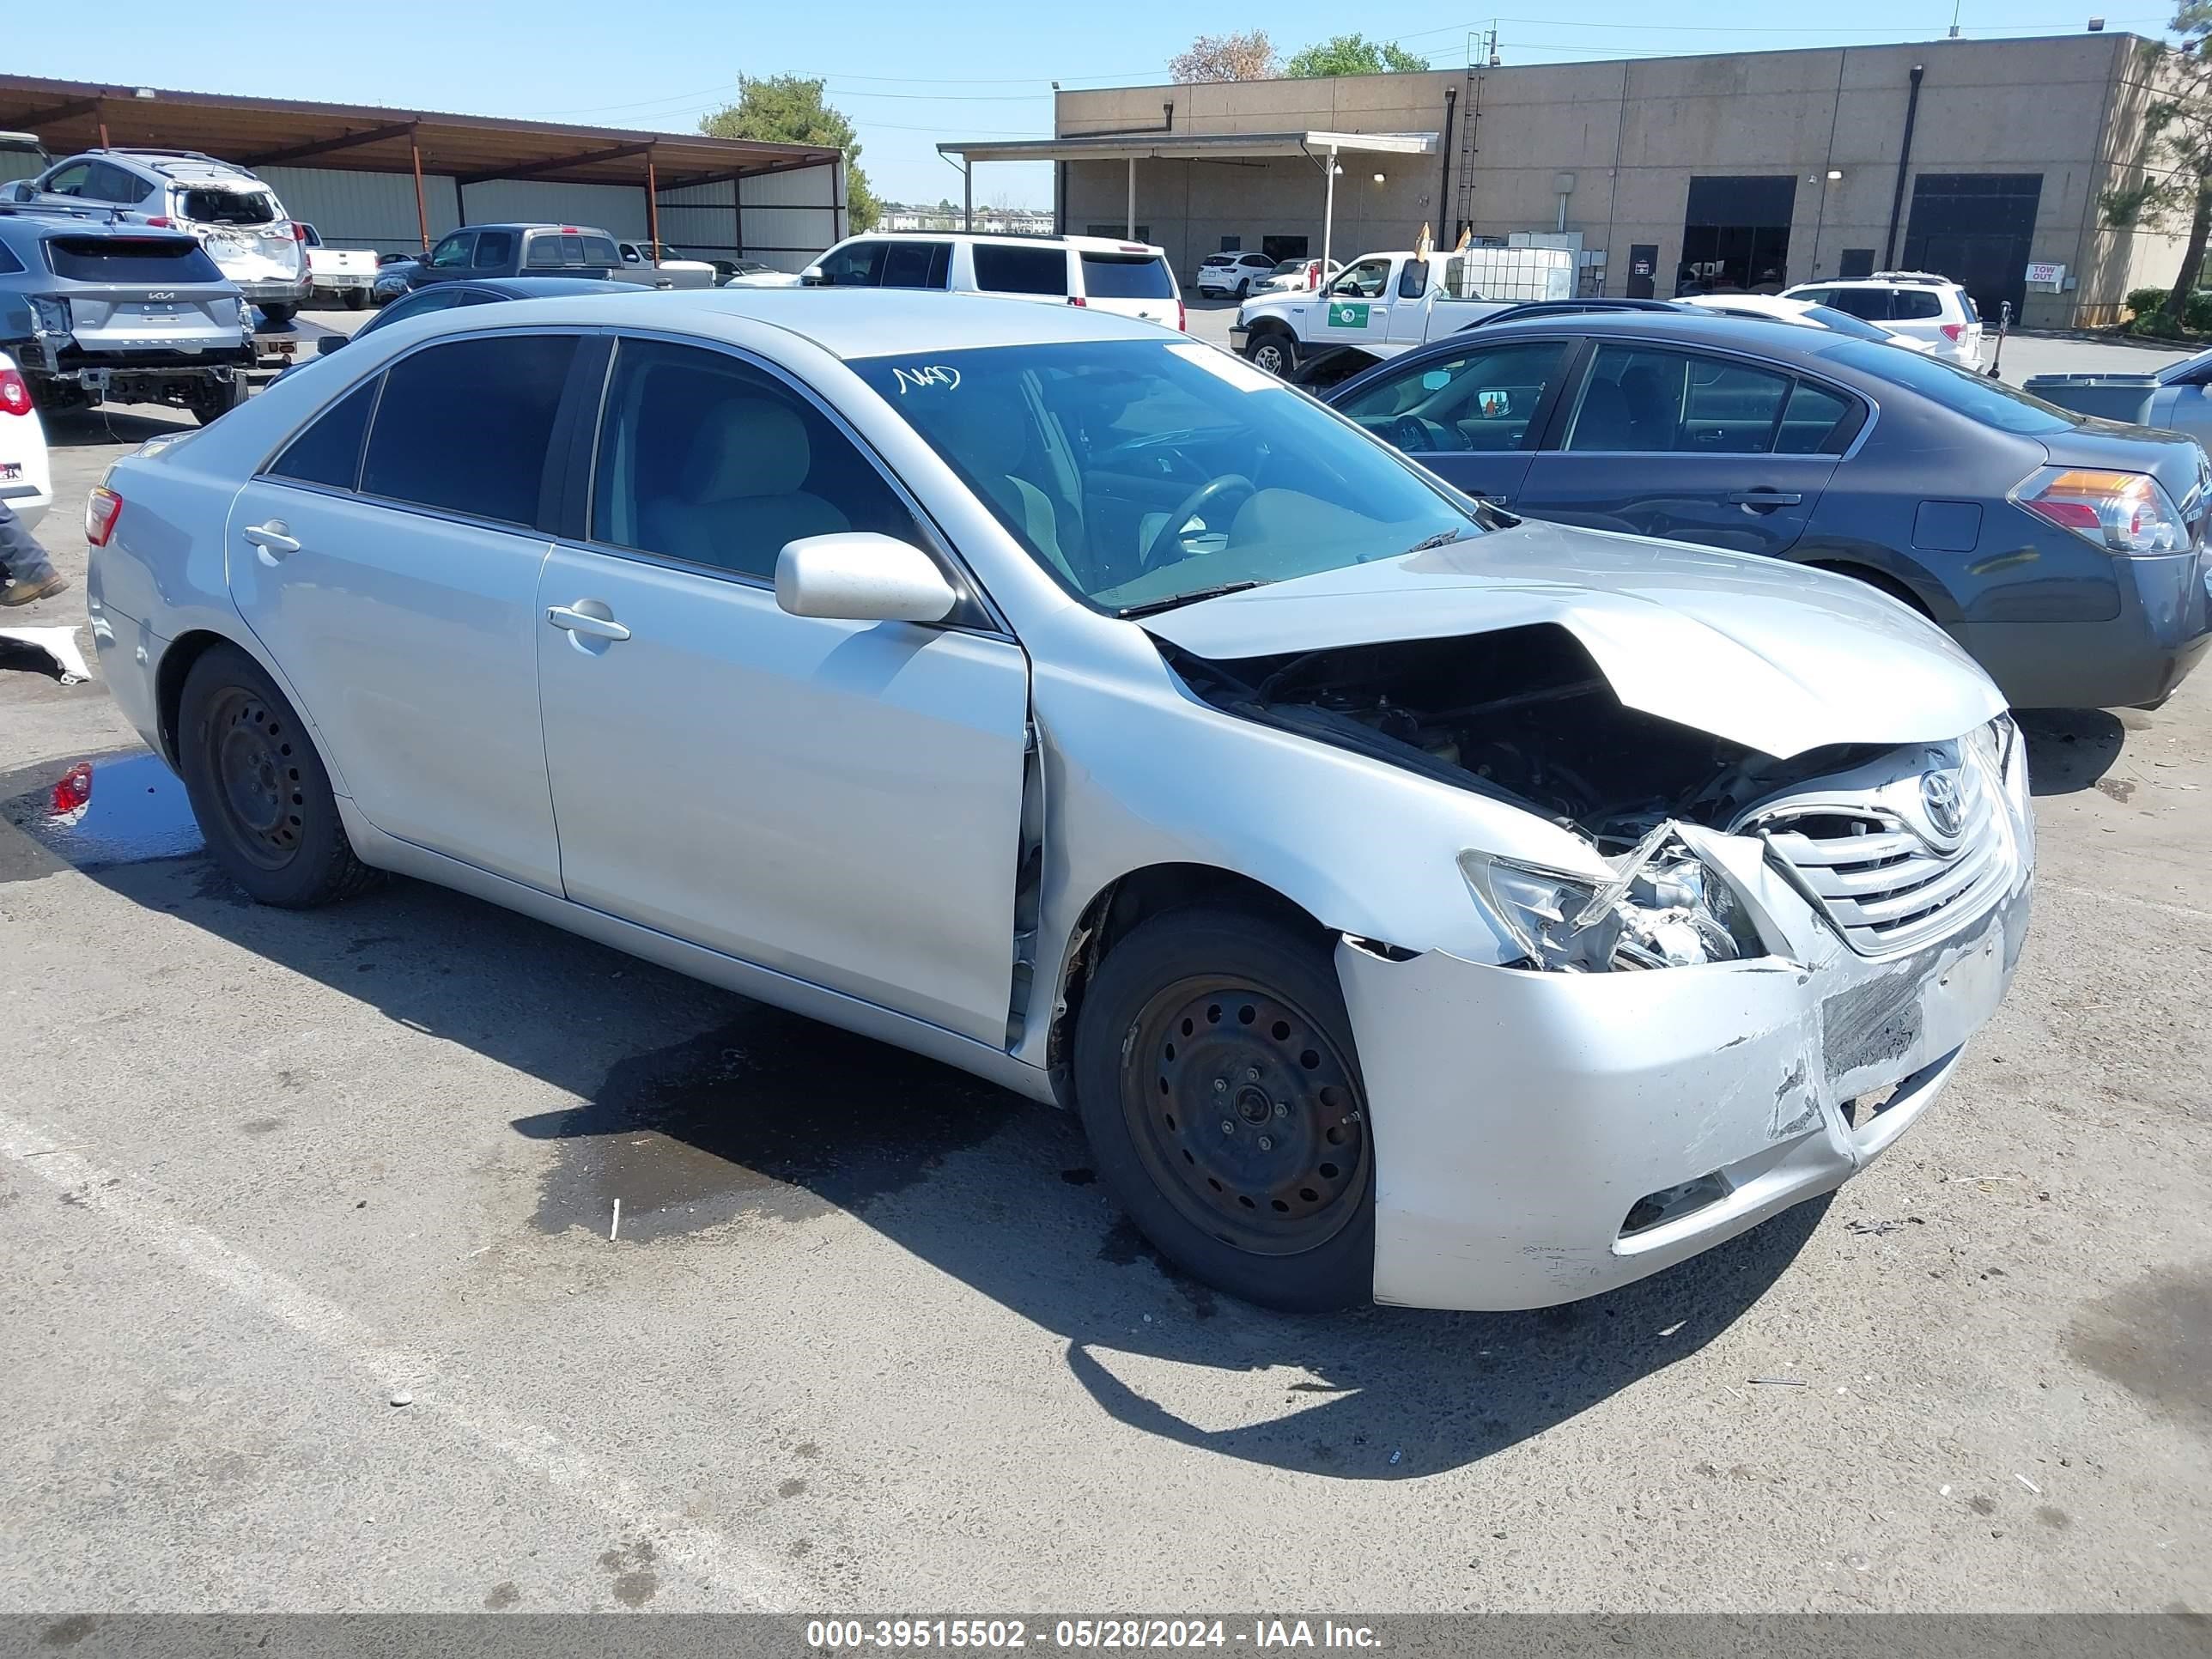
left=258, top=303, right=296, bottom=327
left=1073, top=907, right=1376, bottom=1313
left=343, top=289, right=368, bottom=310
left=185, top=376, right=247, bottom=427
left=1236, top=277, right=1251, bottom=298
left=176, top=643, right=378, bottom=908
left=1244, top=330, right=1296, bottom=378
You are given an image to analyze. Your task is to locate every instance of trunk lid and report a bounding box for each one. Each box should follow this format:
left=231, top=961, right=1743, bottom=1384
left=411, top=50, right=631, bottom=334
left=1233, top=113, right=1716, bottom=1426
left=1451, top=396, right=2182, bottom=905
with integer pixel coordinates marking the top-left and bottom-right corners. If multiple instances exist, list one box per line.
left=46, top=235, right=244, bottom=353
left=1138, top=518, right=2006, bottom=760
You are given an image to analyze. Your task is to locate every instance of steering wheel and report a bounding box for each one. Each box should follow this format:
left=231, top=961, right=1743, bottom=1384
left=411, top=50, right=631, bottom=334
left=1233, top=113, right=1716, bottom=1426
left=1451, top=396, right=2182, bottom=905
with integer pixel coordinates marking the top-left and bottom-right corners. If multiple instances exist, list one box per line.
left=1389, top=414, right=1463, bottom=453
left=1141, top=474, right=1256, bottom=570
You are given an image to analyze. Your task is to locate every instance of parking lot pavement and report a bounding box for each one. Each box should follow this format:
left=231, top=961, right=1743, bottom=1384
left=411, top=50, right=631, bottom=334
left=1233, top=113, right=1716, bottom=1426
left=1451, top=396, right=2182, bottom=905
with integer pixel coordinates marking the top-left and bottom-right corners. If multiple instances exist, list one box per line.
left=2, top=338, right=2209, bottom=1615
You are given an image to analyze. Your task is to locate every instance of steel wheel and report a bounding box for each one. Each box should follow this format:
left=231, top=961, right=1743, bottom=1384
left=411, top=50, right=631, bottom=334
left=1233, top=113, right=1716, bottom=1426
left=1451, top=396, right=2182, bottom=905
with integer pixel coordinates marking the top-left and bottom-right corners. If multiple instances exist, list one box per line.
left=1122, top=974, right=1370, bottom=1256
left=201, top=684, right=307, bottom=872
left=1247, top=336, right=1291, bottom=377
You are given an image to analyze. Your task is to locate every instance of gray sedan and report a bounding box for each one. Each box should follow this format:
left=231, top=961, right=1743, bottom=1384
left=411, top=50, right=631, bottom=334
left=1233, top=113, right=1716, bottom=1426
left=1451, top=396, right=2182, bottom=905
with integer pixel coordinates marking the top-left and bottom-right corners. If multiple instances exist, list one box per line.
left=86, top=290, right=2031, bottom=1313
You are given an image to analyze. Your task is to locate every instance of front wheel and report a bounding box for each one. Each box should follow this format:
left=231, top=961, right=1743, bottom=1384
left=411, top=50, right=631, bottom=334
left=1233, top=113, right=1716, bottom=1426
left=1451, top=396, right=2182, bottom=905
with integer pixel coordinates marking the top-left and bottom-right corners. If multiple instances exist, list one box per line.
left=176, top=644, right=378, bottom=908
left=1243, top=331, right=1296, bottom=378
left=1073, top=908, right=1376, bottom=1312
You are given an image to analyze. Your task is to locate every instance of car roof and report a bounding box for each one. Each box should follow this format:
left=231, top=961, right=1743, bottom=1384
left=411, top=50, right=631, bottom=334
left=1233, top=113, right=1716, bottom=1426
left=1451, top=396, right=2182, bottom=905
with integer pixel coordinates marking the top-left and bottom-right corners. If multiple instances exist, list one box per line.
left=447, top=276, right=621, bottom=296
left=458, top=222, right=616, bottom=236
left=844, top=230, right=1166, bottom=256
left=1400, top=309, right=1855, bottom=366
left=402, top=286, right=1170, bottom=356
left=1790, top=276, right=1960, bottom=291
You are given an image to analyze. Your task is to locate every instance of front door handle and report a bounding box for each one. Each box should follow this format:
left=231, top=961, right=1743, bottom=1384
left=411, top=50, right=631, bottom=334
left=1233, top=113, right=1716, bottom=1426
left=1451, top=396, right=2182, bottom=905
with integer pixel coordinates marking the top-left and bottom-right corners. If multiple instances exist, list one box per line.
left=546, top=603, right=631, bottom=642
left=1729, top=489, right=1803, bottom=510
left=242, top=520, right=301, bottom=558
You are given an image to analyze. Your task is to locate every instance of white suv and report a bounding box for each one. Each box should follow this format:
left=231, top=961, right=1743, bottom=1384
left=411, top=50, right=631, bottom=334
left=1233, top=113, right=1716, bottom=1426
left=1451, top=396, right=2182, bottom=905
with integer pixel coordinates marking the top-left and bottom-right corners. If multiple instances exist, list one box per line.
left=8, top=148, right=311, bottom=324
left=1194, top=252, right=1278, bottom=299
left=1782, top=272, right=1983, bottom=368
left=803, top=233, right=1183, bottom=330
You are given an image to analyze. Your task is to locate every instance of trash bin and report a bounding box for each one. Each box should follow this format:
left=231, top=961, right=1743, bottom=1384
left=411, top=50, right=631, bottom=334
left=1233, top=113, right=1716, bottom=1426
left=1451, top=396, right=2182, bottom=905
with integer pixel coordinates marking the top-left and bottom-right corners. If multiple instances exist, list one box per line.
left=2022, top=373, right=2160, bottom=423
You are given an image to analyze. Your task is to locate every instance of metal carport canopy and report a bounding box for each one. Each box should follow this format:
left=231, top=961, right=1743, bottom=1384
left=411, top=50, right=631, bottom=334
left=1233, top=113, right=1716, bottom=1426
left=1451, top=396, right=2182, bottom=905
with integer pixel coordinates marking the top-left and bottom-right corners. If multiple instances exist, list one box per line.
left=938, top=129, right=1436, bottom=267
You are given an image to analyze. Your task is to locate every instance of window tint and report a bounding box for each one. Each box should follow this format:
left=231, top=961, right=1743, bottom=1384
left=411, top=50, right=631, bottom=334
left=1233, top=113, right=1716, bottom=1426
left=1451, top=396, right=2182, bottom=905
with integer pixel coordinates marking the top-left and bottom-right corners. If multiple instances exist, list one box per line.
left=1079, top=252, right=1174, bottom=299
left=0, top=242, right=21, bottom=276
left=591, top=338, right=917, bottom=580
left=971, top=242, right=1067, bottom=296
left=1565, top=345, right=1799, bottom=454
left=40, top=163, right=93, bottom=197
left=300, top=224, right=323, bottom=247
left=814, top=240, right=885, bottom=286
left=1776, top=380, right=1856, bottom=453
left=362, top=333, right=578, bottom=526
left=1336, top=340, right=1572, bottom=454
left=269, top=377, right=380, bottom=490
left=881, top=240, right=951, bottom=289
left=1397, top=259, right=1429, bottom=300
left=429, top=233, right=474, bottom=269
left=579, top=235, right=621, bottom=266
left=1790, top=288, right=1835, bottom=306
left=364, top=285, right=485, bottom=334
left=524, top=234, right=562, bottom=269
left=472, top=230, right=514, bottom=268
left=1821, top=288, right=1892, bottom=321
left=180, top=189, right=277, bottom=226
left=1819, top=338, right=2080, bottom=434
left=86, top=162, right=148, bottom=204
left=1892, top=289, right=1943, bottom=320
left=45, top=236, right=224, bottom=283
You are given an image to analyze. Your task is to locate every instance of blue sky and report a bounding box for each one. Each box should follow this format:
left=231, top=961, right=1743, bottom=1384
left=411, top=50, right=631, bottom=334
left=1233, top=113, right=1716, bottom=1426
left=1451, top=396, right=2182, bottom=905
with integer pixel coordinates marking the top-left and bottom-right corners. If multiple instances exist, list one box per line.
left=11, top=2, right=2177, bottom=205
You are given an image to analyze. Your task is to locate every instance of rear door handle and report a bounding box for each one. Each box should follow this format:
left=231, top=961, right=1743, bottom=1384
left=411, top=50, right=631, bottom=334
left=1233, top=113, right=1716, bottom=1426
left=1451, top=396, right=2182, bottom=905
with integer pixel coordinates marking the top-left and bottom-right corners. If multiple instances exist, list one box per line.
left=1728, top=489, right=1803, bottom=509
left=242, top=520, right=301, bottom=558
left=546, top=604, right=631, bottom=642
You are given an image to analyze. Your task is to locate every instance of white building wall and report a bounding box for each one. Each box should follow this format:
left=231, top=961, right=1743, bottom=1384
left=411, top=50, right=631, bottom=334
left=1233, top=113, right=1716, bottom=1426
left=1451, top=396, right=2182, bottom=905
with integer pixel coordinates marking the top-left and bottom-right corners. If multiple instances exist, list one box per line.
left=457, top=178, right=649, bottom=238
left=737, top=161, right=842, bottom=270
left=259, top=165, right=460, bottom=251
left=655, top=178, right=739, bottom=260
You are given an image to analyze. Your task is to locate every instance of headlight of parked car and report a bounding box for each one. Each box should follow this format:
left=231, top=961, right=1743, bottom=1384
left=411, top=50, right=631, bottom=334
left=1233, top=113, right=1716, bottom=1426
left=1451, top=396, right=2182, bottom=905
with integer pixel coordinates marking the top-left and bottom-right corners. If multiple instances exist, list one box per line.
left=27, top=296, right=70, bottom=336
left=1459, top=823, right=1755, bottom=972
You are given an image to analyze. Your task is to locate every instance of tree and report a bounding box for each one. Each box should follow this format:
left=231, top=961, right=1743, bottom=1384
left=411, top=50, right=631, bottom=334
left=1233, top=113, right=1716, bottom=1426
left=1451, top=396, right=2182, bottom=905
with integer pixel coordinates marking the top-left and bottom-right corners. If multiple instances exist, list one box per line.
left=1170, top=31, right=1279, bottom=82
left=2101, top=5, right=2212, bottom=327
left=701, top=75, right=880, bottom=234
left=1285, top=33, right=1431, bottom=78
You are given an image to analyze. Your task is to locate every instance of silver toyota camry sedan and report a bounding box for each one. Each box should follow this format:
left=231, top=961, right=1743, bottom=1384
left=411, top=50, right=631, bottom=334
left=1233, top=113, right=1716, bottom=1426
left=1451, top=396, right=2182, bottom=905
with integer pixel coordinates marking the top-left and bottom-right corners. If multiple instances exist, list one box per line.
left=84, top=289, right=2033, bottom=1313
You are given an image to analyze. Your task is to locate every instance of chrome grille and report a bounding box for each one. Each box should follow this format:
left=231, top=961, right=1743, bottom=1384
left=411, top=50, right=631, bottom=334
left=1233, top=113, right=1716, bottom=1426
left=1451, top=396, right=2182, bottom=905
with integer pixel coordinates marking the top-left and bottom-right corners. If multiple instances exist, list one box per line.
left=1743, top=744, right=2013, bottom=957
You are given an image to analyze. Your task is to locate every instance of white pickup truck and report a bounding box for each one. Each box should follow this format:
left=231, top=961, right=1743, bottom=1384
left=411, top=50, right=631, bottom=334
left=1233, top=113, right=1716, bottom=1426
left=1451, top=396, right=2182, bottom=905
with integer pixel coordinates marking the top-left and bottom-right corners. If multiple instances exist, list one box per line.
left=1231, top=246, right=1577, bottom=377
left=300, top=225, right=380, bottom=310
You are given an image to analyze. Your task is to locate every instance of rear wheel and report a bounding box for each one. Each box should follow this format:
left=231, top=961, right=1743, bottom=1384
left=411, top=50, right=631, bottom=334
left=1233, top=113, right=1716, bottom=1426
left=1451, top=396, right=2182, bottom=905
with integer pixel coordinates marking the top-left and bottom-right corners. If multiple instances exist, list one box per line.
left=176, top=644, right=377, bottom=908
left=343, top=289, right=368, bottom=310
left=1073, top=908, right=1376, bottom=1312
left=185, top=376, right=247, bottom=427
left=1236, top=277, right=1251, bottom=298
left=1244, top=331, right=1296, bottom=378
left=258, top=303, right=296, bottom=327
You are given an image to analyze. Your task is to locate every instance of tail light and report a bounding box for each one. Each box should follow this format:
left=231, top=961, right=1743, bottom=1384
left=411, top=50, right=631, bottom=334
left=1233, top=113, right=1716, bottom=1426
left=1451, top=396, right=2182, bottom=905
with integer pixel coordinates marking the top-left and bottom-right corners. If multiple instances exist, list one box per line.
left=2014, top=465, right=2185, bottom=555
left=1066, top=295, right=1086, bottom=307
left=1176, top=299, right=1187, bottom=332
left=143, top=215, right=173, bottom=228
left=290, top=222, right=308, bottom=241
left=1941, top=323, right=1965, bottom=343
left=0, top=368, right=30, bottom=416
left=84, top=485, right=123, bottom=548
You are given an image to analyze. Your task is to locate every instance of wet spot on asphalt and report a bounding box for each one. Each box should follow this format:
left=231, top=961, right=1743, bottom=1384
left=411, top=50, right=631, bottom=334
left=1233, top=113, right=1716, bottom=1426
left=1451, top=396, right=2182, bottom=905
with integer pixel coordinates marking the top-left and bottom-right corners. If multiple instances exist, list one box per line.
left=0, top=750, right=202, bottom=882
left=2094, top=777, right=2136, bottom=803
left=2035, top=1505, right=2072, bottom=1530
left=2065, top=1263, right=2211, bottom=1431
left=240, top=1118, right=283, bottom=1136
left=598, top=1540, right=658, bottom=1607
left=778, top=1478, right=806, bottom=1498
left=483, top=1581, right=520, bottom=1610
left=516, top=1012, right=1020, bottom=1242
left=1970, top=1495, right=1997, bottom=1516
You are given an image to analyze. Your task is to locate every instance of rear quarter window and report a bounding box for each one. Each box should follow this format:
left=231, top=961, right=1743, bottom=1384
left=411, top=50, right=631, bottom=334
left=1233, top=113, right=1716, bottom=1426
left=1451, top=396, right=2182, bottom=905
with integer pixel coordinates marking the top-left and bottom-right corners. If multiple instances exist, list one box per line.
left=1821, top=338, right=2077, bottom=435
left=45, top=236, right=226, bottom=283
left=1079, top=252, right=1174, bottom=300
left=267, top=377, right=380, bottom=490
left=971, top=242, right=1068, bottom=296
left=0, top=241, right=21, bottom=276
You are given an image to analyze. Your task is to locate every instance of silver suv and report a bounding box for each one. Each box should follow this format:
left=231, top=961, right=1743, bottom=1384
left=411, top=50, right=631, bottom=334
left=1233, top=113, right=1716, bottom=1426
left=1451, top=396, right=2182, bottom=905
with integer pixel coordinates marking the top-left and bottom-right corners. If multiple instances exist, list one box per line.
left=6, top=148, right=310, bottom=324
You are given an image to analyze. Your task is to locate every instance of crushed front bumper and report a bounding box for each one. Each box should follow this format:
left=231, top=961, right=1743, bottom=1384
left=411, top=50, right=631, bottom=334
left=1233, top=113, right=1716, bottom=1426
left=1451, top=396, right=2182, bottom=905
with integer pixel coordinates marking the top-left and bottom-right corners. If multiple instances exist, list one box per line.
left=1336, top=750, right=2034, bottom=1312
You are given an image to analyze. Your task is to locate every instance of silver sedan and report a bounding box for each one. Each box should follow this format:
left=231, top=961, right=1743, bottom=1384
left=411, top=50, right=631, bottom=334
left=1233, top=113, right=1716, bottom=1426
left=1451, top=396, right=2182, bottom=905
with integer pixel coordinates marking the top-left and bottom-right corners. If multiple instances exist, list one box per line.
left=85, top=289, right=2033, bottom=1312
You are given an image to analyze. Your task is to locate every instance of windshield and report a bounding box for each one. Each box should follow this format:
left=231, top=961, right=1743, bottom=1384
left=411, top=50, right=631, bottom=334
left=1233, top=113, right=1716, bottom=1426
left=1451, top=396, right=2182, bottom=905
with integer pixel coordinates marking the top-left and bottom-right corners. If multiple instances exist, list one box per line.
left=2159, top=348, right=2212, bottom=385
left=1819, top=338, right=2082, bottom=434
left=851, top=339, right=1476, bottom=612
left=1269, top=259, right=1306, bottom=276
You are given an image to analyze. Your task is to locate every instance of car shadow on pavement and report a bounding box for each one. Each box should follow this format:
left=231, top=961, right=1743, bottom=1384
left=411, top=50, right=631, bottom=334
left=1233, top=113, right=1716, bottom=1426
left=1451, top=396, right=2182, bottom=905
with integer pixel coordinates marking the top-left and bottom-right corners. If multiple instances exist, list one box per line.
left=8, top=746, right=1827, bottom=1481
left=40, top=407, right=193, bottom=450
left=2014, top=708, right=2126, bottom=795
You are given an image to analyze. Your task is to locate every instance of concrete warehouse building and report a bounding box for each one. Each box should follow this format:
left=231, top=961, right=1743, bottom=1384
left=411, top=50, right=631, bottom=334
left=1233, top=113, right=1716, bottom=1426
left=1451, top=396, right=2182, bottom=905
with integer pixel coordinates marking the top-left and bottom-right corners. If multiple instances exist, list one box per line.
left=945, top=33, right=2187, bottom=327
left=0, top=75, right=845, bottom=272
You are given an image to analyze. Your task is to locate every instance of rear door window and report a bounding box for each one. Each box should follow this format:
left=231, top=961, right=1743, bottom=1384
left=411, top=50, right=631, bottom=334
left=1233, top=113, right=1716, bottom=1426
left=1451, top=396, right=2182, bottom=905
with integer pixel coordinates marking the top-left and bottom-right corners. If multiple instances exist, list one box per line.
left=971, top=242, right=1068, bottom=296
left=45, top=236, right=225, bottom=283
left=472, top=231, right=515, bottom=268
left=268, top=378, right=381, bottom=490
left=1821, top=288, right=1893, bottom=321
left=1892, top=289, right=1943, bottom=320
left=1565, top=344, right=1801, bottom=454
left=1078, top=252, right=1173, bottom=299
left=361, top=333, right=580, bottom=526
left=86, top=162, right=149, bottom=204
left=881, top=240, right=951, bottom=289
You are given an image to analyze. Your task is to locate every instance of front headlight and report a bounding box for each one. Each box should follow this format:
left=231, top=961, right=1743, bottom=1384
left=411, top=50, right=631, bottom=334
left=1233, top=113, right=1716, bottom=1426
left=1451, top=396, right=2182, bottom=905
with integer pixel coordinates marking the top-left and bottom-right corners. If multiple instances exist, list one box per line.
left=27, top=295, right=70, bottom=336
left=1460, top=823, right=1755, bottom=972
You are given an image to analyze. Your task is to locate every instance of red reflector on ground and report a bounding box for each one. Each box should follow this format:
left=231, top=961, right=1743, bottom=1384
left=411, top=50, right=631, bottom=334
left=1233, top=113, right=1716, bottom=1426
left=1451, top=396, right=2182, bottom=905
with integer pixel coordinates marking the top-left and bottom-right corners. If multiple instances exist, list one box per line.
left=52, top=761, right=91, bottom=815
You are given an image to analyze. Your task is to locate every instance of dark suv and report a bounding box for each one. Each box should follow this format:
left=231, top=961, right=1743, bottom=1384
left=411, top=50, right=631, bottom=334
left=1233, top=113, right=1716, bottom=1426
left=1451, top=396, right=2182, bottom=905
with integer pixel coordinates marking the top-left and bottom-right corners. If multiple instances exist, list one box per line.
left=0, top=205, right=254, bottom=422
left=410, top=224, right=623, bottom=289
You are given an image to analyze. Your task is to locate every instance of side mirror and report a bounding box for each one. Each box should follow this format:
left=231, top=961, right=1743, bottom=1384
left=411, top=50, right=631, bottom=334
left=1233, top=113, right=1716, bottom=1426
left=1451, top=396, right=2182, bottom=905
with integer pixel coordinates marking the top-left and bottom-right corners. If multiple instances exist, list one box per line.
left=799, top=264, right=826, bottom=288
left=775, top=532, right=957, bottom=624
left=315, top=335, right=347, bottom=357
left=3, top=181, right=31, bottom=203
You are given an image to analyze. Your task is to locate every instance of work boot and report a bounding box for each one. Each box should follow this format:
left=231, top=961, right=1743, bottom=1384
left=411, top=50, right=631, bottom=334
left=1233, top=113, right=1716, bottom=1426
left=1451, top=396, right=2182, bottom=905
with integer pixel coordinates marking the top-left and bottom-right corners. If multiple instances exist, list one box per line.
left=0, top=565, right=68, bottom=606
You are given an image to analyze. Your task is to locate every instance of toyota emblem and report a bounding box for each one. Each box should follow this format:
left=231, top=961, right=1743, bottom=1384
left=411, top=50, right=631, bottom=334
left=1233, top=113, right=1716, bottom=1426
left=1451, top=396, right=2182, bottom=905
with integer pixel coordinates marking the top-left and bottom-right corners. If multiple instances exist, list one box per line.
left=1921, top=769, right=1965, bottom=839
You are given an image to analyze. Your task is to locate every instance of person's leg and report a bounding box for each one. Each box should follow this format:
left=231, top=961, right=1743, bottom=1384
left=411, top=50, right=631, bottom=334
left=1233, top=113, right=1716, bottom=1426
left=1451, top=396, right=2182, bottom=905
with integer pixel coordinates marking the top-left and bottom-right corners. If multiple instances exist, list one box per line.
left=0, top=499, right=65, bottom=605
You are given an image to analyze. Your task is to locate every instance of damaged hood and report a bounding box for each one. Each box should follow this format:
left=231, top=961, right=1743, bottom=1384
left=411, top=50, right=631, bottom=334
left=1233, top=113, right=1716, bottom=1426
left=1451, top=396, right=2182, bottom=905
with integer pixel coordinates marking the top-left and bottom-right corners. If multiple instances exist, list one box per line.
left=1138, top=520, right=2005, bottom=759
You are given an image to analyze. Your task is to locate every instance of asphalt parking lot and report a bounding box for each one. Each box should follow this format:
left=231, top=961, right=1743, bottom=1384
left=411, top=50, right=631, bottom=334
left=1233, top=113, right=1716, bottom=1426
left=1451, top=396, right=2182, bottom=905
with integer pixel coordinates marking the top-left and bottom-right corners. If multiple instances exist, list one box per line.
left=1, top=307, right=2207, bottom=1614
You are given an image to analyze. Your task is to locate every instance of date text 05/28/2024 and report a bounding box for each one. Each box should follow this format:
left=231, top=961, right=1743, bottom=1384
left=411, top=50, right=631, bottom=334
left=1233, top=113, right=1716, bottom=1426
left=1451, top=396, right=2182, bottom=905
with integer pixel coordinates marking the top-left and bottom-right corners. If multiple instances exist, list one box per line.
left=803, top=1620, right=1383, bottom=1650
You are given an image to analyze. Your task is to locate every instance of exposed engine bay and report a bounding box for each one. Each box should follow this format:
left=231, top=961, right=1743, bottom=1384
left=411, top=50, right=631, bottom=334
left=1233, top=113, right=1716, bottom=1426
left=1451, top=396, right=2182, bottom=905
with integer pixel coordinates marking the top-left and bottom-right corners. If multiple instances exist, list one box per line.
left=1162, top=624, right=1903, bottom=971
